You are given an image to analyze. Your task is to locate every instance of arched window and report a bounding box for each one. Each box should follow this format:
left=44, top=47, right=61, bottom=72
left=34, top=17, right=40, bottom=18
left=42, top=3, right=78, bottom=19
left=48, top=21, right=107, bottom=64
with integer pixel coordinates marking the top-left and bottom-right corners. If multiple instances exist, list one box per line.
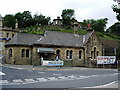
left=91, top=51, right=94, bottom=59
left=66, top=50, right=69, bottom=59
left=9, top=48, right=12, bottom=58
left=26, top=49, right=29, bottom=57
left=94, top=47, right=96, bottom=59
left=21, top=49, right=25, bottom=57
left=79, top=51, right=82, bottom=59
left=56, top=50, right=60, bottom=59
left=97, top=51, right=99, bottom=56
left=70, top=50, right=73, bottom=59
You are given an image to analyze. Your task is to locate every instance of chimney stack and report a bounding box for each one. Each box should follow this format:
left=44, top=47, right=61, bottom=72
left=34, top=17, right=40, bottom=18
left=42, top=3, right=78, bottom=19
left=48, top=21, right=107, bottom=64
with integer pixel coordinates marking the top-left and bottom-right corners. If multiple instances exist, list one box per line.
left=73, top=21, right=79, bottom=34
left=15, top=19, right=18, bottom=30
left=0, top=14, right=3, bottom=29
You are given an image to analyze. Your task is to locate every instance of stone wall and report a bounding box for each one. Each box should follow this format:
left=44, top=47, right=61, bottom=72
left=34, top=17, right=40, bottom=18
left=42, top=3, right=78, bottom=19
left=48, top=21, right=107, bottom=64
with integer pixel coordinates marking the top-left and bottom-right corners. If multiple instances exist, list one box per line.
left=5, top=46, right=32, bottom=65
left=85, top=32, right=103, bottom=67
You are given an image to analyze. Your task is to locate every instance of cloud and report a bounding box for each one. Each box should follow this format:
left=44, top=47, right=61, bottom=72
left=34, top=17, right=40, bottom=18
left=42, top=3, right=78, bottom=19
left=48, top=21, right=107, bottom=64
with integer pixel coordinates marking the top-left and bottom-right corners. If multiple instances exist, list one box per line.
left=0, top=0, right=118, bottom=28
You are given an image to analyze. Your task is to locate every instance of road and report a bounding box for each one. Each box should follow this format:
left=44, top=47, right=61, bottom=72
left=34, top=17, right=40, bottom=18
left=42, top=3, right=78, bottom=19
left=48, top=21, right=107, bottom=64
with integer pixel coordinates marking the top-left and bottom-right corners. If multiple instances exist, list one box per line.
left=0, top=65, right=119, bottom=89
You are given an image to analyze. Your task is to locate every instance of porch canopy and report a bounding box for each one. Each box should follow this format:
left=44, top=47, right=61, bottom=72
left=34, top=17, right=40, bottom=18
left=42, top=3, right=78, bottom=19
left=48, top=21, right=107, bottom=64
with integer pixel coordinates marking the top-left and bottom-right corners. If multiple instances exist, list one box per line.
left=37, top=48, right=55, bottom=53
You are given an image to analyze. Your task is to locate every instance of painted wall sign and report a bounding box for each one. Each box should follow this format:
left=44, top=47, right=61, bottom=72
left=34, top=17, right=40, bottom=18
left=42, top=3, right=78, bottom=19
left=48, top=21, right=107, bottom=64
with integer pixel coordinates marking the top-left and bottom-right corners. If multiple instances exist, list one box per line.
left=97, top=56, right=116, bottom=64
left=42, top=61, right=64, bottom=66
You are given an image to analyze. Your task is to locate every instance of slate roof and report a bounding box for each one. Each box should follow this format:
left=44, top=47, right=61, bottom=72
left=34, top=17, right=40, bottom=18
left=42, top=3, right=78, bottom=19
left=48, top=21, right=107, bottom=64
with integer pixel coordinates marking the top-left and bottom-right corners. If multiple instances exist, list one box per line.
left=35, top=31, right=84, bottom=47
left=5, top=31, right=93, bottom=47
left=6, top=33, right=42, bottom=46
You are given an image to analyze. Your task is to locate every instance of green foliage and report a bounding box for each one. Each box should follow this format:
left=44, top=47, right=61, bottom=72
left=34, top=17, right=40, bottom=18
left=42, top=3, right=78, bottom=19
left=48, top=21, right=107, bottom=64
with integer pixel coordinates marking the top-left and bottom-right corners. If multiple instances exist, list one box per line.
left=33, top=13, right=51, bottom=25
left=82, top=18, right=108, bottom=32
left=97, top=32, right=120, bottom=41
left=3, top=11, right=51, bottom=29
left=61, top=9, right=76, bottom=25
left=112, top=5, right=120, bottom=21
left=107, top=22, right=120, bottom=35
left=3, top=14, right=16, bottom=28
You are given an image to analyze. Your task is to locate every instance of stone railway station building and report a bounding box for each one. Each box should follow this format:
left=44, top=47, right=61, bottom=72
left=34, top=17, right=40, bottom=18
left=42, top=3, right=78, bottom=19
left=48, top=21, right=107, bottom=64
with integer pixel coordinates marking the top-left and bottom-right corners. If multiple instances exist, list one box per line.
left=5, top=30, right=103, bottom=66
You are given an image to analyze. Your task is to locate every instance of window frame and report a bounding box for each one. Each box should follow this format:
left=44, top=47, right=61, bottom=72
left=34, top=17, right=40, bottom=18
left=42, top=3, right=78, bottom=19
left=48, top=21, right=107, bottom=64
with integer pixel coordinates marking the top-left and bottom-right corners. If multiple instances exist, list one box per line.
left=21, top=49, right=25, bottom=57
left=8, top=48, right=12, bottom=59
left=66, top=50, right=69, bottom=60
left=26, top=49, right=30, bottom=58
left=79, top=51, right=82, bottom=60
left=69, top=50, right=73, bottom=60
left=56, top=49, right=60, bottom=59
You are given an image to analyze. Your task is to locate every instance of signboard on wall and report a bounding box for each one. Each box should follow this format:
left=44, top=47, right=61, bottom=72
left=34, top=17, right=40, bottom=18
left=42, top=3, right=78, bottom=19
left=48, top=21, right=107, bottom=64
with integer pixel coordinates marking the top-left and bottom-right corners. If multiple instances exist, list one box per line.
left=97, top=56, right=116, bottom=64
left=42, top=61, right=64, bottom=66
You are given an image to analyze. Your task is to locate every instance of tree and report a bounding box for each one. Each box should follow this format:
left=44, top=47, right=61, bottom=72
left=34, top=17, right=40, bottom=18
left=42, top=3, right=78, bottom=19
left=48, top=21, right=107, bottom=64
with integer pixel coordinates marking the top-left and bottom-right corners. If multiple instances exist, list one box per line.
left=82, top=18, right=108, bottom=32
left=107, top=22, right=120, bottom=35
left=14, top=12, right=23, bottom=28
left=22, top=11, right=34, bottom=28
left=3, top=14, right=16, bottom=29
left=61, top=9, right=75, bottom=25
left=33, top=14, right=51, bottom=25
left=112, top=5, right=120, bottom=21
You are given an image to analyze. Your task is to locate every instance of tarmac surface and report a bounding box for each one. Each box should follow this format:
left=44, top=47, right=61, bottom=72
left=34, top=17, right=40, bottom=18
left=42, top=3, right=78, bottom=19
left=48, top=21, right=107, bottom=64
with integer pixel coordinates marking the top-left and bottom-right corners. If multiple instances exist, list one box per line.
left=0, top=63, right=119, bottom=89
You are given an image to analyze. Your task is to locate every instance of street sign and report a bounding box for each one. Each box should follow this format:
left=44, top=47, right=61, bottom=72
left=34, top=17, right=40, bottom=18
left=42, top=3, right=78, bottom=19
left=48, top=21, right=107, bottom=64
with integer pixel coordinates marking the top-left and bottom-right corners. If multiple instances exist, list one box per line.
left=42, top=61, right=64, bottom=66
left=97, top=56, right=116, bottom=64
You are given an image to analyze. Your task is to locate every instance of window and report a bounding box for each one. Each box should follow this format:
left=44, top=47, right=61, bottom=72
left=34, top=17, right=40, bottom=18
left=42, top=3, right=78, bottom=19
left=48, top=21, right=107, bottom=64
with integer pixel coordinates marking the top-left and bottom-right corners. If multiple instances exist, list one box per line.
left=79, top=51, right=82, bottom=59
left=91, top=51, right=94, bottom=59
left=6, top=33, right=9, bottom=38
left=70, top=50, right=73, bottom=59
left=97, top=51, right=99, bottom=56
left=66, top=50, right=69, bottom=59
left=21, top=49, right=25, bottom=57
left=9, top=49, right=12, bottom=58
left=94, top=47, right=96, bottom=59
left=26, top=49, right=29, bottom=57
left=0, top=33, right=3, bottom=38
left=56, top=50, right=60, bottom=59
left=12, top=34, right=14, bottom=37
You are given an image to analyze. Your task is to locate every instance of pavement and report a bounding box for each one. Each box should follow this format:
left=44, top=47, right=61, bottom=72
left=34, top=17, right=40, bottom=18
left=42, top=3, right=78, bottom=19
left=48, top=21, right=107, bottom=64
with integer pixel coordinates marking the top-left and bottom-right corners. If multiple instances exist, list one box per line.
left=1, top=63, right=119, bottom=71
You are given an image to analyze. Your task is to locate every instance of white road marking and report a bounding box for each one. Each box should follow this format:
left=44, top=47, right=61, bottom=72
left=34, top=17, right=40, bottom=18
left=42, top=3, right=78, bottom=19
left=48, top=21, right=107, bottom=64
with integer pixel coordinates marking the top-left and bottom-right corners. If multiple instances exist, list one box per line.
left=17, top=68, right=23, bottom=70
left=38, top=72, right=45, bottom=74
left=36, top=78, right=47, bottom=82
left=81, top=81, right=118, bottom=88
left=58, top=76, right=66, bottom=79
left=25, top=78, right=35, bottom=82
left=13, top=79, right=23, bottom=83
left=53, top=73, right=62, bottom=76
left=0, top=80, right=9, bottom=84
left=67, top=75, right=77, bottom=79
left=48, top=77, right=58, bottom=81
left=0, top=71, right=5, bottom=75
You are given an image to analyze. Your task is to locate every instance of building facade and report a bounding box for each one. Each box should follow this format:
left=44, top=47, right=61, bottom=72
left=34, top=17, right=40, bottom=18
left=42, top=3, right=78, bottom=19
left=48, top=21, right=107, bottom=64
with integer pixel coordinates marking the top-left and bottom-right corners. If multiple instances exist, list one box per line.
left=5, top=30, right=103, bottom=67
left=0, top=14, right=18, bottom=55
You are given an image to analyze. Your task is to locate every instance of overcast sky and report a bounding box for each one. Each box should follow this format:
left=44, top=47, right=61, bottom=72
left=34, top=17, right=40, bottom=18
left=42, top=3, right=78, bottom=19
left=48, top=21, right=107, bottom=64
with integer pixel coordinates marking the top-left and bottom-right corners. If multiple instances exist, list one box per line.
left=0, top=0, right=118, bottom=28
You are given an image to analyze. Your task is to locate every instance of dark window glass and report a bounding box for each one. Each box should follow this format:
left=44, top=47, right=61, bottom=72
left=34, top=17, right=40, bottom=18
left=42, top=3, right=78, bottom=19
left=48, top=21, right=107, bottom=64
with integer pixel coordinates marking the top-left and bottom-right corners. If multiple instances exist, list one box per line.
left=79, top=51, right=82, bottom=59
left=66, top=50, right=69, bottom=59
left=56, top=50, right=60, bottom=59
left=70, top=50, right=73, bottom=59
left=9, top=49, right=12, bottom=58
left=21, top=49, right=25, bottom=57
left=26, top=49, right=29, bottom=57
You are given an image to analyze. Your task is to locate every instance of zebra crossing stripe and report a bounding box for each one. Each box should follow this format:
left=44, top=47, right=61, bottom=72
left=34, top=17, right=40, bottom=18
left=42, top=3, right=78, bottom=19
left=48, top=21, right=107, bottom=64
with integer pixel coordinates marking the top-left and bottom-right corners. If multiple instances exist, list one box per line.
left=0, top=71, right=5, bottom=75
left=13, top=79, right=23, bottom=83
left=58, top=76, right=66, bottom=79
left=47, top=77, right=58, bottom=81
left=36, top=78, right=47, bottom=82
left=67, top=75, right=77, bottom=79
left=0, top=80, right=9, bottom=84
